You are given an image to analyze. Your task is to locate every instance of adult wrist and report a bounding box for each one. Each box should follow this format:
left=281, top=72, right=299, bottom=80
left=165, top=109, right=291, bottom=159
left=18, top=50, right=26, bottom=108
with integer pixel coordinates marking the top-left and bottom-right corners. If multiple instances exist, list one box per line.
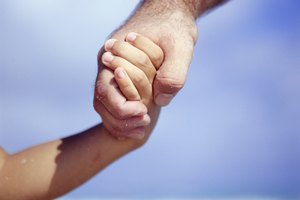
left=132, top=0, right=198, bottom=42
left=142, top=0, right=228, bottom=18
left=142, top=0, right=197, bottom=18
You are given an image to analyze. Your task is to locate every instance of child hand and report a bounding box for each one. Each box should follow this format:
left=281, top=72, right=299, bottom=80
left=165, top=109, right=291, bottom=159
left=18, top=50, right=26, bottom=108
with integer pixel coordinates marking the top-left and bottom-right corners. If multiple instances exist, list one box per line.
left=103, top=33, right=164, bottom=105
left=95, top=33, right=163, bottom=140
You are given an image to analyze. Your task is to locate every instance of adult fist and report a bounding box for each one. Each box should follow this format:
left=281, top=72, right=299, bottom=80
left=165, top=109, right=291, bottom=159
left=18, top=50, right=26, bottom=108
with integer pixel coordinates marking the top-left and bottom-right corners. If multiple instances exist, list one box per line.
left=111, top=8, right=198, bottom=106
left=94, top=1, right=199, bottom=138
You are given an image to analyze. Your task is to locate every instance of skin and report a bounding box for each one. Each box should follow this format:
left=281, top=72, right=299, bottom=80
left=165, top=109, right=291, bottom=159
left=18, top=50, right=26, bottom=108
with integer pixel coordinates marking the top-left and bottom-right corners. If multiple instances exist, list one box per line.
left=0, top=0, right=229, bottom=198
left=0, top=35, right=163, bottom=200
left=96, top=33, right=164, bottom=139
left=94, top=0, right=228, bottom=139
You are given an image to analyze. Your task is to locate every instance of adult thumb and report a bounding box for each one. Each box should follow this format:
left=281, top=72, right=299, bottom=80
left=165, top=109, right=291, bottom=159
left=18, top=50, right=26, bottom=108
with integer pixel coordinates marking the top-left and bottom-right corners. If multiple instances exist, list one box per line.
left=154, top=39, right=194, bottom=106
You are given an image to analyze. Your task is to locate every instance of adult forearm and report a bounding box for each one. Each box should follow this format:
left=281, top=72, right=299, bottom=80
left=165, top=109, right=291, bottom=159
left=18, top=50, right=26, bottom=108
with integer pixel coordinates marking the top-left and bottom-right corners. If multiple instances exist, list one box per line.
left=113, top=0, right=228, bottom=47
left=142, top=0, right=228, bottom=19
left=112, top=0, right=197, bottom=42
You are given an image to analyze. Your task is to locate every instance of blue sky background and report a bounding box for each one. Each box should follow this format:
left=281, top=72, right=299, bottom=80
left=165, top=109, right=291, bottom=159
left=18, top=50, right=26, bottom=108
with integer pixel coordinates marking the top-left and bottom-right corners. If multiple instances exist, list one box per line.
left=0, top=0, right=299, bottom=199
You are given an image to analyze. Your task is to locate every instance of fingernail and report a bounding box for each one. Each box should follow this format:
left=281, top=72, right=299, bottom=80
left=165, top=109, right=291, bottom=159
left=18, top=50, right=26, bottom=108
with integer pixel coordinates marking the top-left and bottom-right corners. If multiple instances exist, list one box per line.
left=116, top=68, right=126, bottom=79
left=105, top=39, right=116, bottom=51
left=127, top=132, right=145, bottom=140
left=126, top=32, right=137, bottom=42
left=102, top=52, right=114, bottom=64
left=155, top=94, right=174, bottom=106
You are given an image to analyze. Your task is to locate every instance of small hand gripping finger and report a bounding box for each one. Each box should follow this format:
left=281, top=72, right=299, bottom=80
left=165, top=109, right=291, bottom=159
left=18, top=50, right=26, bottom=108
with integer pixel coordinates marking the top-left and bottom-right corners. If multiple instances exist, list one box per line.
left=104, top=39, right=156, bottom=84
left=102, top=53, right=152, bottom=101
left=95, top=68, right=148, bottom=119
left=94, top=100, right=150, bottom=140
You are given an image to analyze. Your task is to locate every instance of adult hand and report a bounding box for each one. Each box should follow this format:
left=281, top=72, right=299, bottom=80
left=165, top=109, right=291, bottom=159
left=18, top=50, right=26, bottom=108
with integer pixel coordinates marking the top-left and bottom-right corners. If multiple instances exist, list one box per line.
left=111, top=7, right=198, bottom=106
left=94, top=0, right=227, bottom=137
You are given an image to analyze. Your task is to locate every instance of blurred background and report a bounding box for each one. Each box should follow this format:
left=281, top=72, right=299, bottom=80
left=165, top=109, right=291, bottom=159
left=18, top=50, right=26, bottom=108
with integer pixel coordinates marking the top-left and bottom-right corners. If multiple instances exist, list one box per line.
left=0, top=0, right=299, bottom=199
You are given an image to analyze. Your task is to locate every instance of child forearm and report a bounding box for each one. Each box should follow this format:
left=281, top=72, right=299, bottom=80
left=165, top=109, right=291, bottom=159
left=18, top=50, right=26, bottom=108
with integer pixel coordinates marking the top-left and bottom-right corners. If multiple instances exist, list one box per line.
left=0, top=123, right=147, bottom=200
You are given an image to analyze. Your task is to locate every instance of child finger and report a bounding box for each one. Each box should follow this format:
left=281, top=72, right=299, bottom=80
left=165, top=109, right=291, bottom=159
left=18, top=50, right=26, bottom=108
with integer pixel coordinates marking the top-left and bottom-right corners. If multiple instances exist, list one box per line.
left=102, top=53, right=152, bottom=99
left=114, top=67, right=141, bottom=101
left=95, top=68, right=148, bottom=119
left=126, top=32, right=164, bottom=69
left=94, top=100, right=150, bottom=139
left=104, top=40, right=156, bottom=83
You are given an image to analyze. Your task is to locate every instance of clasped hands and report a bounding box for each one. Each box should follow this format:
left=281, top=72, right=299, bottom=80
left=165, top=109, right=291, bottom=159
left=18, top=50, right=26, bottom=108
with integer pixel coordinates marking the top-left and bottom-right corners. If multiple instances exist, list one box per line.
left=94, top=32, right=164, bottom=141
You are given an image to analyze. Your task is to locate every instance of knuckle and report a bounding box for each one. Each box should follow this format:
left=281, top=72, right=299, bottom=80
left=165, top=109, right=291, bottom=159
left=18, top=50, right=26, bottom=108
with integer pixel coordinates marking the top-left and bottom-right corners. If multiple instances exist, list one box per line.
left=127, top=93, right=140, bottom=101
left=95, top=82, right=107, bottom=101
left=112, top=41, right=126, bottom=55
left=93, top=97, right=101, bottom=108
left=132, top=72, right=146, bottom=85
left=155, top=76, right=185, bottom=93
left=147, top=67, right=156, bottom=82
left=110, top=56, right=121, bottom=68
left=93, top=101, right=100, bottom=113
left=121, top=82, right=132, bottom=91
left=103, top=118, right=124, bottom=136
left=123, top=88, right=139, bottom=100
left=114, top=104, right=128, bottom=119
left=111, top=123, right=123, bottom=132
left=111, top=124, right=131, bottom=135
left=106, top=126, right=122, bottom=138
left=152, top=50, right=164, bottom=66
left=118, top=120, right=131, bottom=131
left=97, top=47, right=105, bottom=66
left=138, top=55, right=151, bottom=67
